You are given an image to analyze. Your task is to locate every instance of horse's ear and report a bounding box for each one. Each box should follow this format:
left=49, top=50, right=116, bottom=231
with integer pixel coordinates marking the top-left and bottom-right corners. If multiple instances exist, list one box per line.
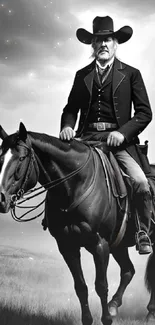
left=19, top=122, right=27, bottom=142
left=0, top=125, right=8, bottom=140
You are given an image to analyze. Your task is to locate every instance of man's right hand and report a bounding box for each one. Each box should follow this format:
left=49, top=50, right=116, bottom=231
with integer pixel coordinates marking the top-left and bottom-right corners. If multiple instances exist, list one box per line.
left=59, top=126, right=75, bottom=141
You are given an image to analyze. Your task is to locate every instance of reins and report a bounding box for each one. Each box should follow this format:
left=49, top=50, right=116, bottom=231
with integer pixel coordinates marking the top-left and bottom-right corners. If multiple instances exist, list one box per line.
left=11, top=142, right=92, bottom=222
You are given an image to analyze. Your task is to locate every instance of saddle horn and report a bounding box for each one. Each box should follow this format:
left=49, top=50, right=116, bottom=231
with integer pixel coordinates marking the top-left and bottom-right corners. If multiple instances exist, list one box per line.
left=0, top=125, right=8, bottom=140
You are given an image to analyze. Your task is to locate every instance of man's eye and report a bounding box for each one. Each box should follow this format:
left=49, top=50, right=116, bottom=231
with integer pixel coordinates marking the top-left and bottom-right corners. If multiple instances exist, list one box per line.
left=106, top=38, right=112, bottom=42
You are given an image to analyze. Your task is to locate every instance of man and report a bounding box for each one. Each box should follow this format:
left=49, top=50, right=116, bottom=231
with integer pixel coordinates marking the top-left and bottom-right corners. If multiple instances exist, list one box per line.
left=59, top=16, right=153, bottom=254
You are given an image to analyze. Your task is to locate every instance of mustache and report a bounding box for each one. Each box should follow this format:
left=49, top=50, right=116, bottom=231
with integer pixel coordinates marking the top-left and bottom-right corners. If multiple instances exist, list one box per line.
left=98, top=47, right=109, bottom=54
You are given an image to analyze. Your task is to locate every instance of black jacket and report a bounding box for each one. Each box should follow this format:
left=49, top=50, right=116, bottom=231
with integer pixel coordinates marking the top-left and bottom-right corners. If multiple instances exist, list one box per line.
left=61, top=58, right=152, bottom=164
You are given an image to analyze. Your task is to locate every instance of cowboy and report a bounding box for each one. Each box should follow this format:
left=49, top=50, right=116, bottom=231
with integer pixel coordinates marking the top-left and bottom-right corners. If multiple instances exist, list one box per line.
left=59, top=16, right=153, bottom=254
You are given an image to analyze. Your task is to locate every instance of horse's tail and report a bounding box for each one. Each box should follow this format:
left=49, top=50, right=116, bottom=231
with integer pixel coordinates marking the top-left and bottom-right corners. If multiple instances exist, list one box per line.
left=145, top=251, right=155, bottom=293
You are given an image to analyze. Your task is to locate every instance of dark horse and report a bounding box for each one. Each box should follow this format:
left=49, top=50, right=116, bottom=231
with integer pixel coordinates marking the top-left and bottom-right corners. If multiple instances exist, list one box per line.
left=0, top=122, right=155, bottom=325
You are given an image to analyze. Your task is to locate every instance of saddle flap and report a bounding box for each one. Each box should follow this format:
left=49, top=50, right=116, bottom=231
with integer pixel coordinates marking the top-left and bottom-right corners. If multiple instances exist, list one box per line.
left=108, top=151, right=127, bottom=198
left=94, top=146, right=127, bottom=199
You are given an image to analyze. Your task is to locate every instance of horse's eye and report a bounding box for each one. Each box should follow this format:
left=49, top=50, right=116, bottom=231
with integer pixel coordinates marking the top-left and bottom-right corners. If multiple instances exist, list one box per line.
left=19, top=156, right=25, bottom=162
left=15, top=157, right=26, bottom=180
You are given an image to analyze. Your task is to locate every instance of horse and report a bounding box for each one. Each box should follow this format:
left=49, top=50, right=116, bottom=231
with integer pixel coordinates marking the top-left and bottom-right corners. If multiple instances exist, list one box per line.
left=0, top=122, right=155, bottom=325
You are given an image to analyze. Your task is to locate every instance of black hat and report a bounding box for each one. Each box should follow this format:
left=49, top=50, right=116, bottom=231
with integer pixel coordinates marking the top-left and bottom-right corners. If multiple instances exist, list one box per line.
left=76, top=16, right=133, bottom=44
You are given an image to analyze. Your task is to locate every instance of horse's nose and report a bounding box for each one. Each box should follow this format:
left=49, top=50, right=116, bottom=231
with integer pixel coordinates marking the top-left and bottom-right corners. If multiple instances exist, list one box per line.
left=0, top=191, right=8, bottom=213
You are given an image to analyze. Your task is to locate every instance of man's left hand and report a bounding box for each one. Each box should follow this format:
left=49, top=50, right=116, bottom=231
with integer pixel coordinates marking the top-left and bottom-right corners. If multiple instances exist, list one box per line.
left=107, top=131, right=125, bottom=147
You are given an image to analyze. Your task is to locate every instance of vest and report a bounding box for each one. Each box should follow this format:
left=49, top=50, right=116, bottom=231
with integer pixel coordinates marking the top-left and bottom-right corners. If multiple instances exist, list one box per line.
left=87, top=66, right=117, bottom=124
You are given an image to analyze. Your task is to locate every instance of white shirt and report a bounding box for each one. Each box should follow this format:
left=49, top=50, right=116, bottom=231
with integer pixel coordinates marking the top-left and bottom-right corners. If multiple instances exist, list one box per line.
left=96, top=56, right=115, bottom=71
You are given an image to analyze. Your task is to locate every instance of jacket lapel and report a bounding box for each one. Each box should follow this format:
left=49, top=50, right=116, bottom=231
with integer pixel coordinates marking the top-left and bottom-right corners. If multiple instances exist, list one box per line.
left=84, top=61, right=95, bottom=95
left=84, top=58, right=126, bottom=95
left=84, top=69, right=95, bottom=95
left=112, top=58, right=126, bottom=95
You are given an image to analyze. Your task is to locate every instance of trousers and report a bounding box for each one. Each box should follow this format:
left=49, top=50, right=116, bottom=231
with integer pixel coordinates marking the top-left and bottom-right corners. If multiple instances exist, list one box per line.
left=114, top=149, right=150, bottom=194
left=114, top=150, right=151, bottom=232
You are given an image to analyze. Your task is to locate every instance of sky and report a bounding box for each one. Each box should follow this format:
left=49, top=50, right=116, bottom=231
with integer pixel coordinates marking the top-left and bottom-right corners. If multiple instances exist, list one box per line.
left=0, top=0, right=155, bottom=152
left=0, top=0, right=155, bottom=270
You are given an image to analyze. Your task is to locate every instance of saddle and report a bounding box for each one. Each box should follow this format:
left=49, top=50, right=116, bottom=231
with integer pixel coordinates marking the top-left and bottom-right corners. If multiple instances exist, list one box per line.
left=84, top=140, right=128, bottom=200
left=84, top=139, right=155, bottom=204
left=84, top=140, right=155, bottom=248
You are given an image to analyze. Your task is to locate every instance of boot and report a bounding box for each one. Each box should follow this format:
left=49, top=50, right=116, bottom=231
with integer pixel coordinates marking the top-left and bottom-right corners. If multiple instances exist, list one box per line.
left=135, top=191, right=152, bottom=255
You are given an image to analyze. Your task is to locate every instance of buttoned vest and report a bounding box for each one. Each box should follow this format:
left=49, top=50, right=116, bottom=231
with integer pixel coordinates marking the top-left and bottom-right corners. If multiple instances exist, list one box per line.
left=87, top=65, right=117, bottom=124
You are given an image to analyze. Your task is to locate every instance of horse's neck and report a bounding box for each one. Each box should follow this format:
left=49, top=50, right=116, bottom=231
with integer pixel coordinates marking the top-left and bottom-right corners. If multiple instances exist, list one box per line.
left=28, top=133, right=89, bottom=183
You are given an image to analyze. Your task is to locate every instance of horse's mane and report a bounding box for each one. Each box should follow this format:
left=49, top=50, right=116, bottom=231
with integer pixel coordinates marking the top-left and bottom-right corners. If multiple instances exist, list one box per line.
left=28, top=131, right=88, bottom=154
left=28, top=131, right=57, bottom=145
left=1, top=129, right=89, bottom=156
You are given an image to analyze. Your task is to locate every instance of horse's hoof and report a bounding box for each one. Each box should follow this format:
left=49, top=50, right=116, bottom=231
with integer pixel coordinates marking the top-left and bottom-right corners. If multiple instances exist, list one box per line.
left=146, top=312, right=155, bottom=323
left=108, top=301, right=118, bottom=317
left=101, top=315, right=113, bottom=325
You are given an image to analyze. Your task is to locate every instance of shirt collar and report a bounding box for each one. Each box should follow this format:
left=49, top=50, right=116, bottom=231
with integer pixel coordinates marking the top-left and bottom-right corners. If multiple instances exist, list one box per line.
left=96, top=57, right=115, bottom=70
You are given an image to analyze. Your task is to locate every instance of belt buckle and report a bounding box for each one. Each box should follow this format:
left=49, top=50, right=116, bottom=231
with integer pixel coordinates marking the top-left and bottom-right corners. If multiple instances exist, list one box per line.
left=97, top=122, right=106, bottom=131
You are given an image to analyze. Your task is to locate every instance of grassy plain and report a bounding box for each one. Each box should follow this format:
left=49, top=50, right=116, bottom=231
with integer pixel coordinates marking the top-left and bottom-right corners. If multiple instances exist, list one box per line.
left=0, top=244, right=151, bottom=325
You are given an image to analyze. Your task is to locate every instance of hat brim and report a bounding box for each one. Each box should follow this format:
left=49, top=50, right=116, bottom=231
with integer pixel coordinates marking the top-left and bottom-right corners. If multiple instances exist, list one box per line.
left=76, top=26, right=133, bottom=44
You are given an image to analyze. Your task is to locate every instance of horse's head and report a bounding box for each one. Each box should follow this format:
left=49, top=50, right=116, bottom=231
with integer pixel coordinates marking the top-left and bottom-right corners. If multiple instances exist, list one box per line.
left=0, top=123, right=39, bottom=213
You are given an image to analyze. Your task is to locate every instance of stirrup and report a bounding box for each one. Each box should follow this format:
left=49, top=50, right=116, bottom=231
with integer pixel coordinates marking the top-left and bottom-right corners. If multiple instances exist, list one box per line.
left=135, top=230, right=152, bottom=254
left=135, top=230, right=152, bottom=246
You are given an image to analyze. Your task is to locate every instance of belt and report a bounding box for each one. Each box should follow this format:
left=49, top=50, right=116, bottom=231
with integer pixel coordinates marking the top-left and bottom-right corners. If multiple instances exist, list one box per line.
left=88, top=122, right=117, bottom=131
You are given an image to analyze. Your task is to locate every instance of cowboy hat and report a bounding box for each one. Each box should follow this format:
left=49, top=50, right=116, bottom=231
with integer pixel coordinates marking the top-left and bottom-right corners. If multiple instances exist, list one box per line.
left=76, top=16, right=133, bottom=44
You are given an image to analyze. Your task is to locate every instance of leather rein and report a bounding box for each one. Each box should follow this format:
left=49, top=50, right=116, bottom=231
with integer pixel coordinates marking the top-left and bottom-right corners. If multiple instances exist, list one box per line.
left=10, top=142, right=91, bottom=222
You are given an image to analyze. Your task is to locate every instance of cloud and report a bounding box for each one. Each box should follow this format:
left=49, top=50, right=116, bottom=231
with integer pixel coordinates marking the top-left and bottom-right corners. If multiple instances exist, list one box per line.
left=0, top=0, right=80, bottom=68
left=71, top=0, right=155, bottom=15
left=1, top=0, right=154, bottom=69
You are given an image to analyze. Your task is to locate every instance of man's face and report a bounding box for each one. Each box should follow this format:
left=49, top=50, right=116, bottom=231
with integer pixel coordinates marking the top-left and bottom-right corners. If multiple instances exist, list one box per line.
left=92, top=36, right=117, bottom=62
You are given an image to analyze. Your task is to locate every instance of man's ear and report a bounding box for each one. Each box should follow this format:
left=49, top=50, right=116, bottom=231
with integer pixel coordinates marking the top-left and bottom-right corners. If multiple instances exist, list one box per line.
left=18, top=122, right=27, bottom=142
left=0, top=125, right=8, bottom=140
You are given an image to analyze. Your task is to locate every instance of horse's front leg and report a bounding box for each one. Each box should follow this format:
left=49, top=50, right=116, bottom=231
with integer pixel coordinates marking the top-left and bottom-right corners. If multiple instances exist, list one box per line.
left=58, top=242, right=93, bottom=325
left=108, top=246, right=135, bottom=317
left=87, top=233, right=112, bottom=325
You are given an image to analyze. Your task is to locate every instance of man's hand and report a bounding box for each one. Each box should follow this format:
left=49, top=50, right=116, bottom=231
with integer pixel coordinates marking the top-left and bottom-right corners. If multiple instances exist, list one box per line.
left=107, top=131, right=125, bottom=147
left=59, top=126, right=75, bottom=141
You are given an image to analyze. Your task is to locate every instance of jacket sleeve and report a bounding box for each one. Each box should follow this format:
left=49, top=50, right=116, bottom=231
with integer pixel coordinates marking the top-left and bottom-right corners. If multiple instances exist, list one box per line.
left=118, top=69, right=152, bottom=142
left=60, top=72, right=81, bottom=131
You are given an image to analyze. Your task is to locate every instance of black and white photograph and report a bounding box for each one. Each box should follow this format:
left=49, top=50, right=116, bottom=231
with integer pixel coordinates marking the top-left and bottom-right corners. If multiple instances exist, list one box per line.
left=0, top=1, right=155, bottom=324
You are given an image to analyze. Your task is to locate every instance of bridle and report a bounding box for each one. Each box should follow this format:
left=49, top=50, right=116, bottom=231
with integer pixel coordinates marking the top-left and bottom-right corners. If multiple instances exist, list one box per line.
left=10, top=142, right=42, bottom=222
left=10, top=141, right=92, bottom=222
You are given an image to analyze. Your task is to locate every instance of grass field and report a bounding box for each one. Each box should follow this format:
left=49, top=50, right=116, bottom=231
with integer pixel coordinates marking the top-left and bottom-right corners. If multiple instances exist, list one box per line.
left=0, top=244, right=151, bottom=325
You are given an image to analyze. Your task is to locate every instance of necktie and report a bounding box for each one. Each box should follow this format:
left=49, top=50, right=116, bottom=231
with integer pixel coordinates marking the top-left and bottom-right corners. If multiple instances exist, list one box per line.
left=98, top=65, right=109, bottom=76
left=97, top=65, right=110, bottom=84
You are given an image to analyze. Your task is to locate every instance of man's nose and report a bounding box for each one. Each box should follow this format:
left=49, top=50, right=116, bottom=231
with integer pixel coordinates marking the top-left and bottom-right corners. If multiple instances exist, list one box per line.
left=101, top=40, right=106, bottom=46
